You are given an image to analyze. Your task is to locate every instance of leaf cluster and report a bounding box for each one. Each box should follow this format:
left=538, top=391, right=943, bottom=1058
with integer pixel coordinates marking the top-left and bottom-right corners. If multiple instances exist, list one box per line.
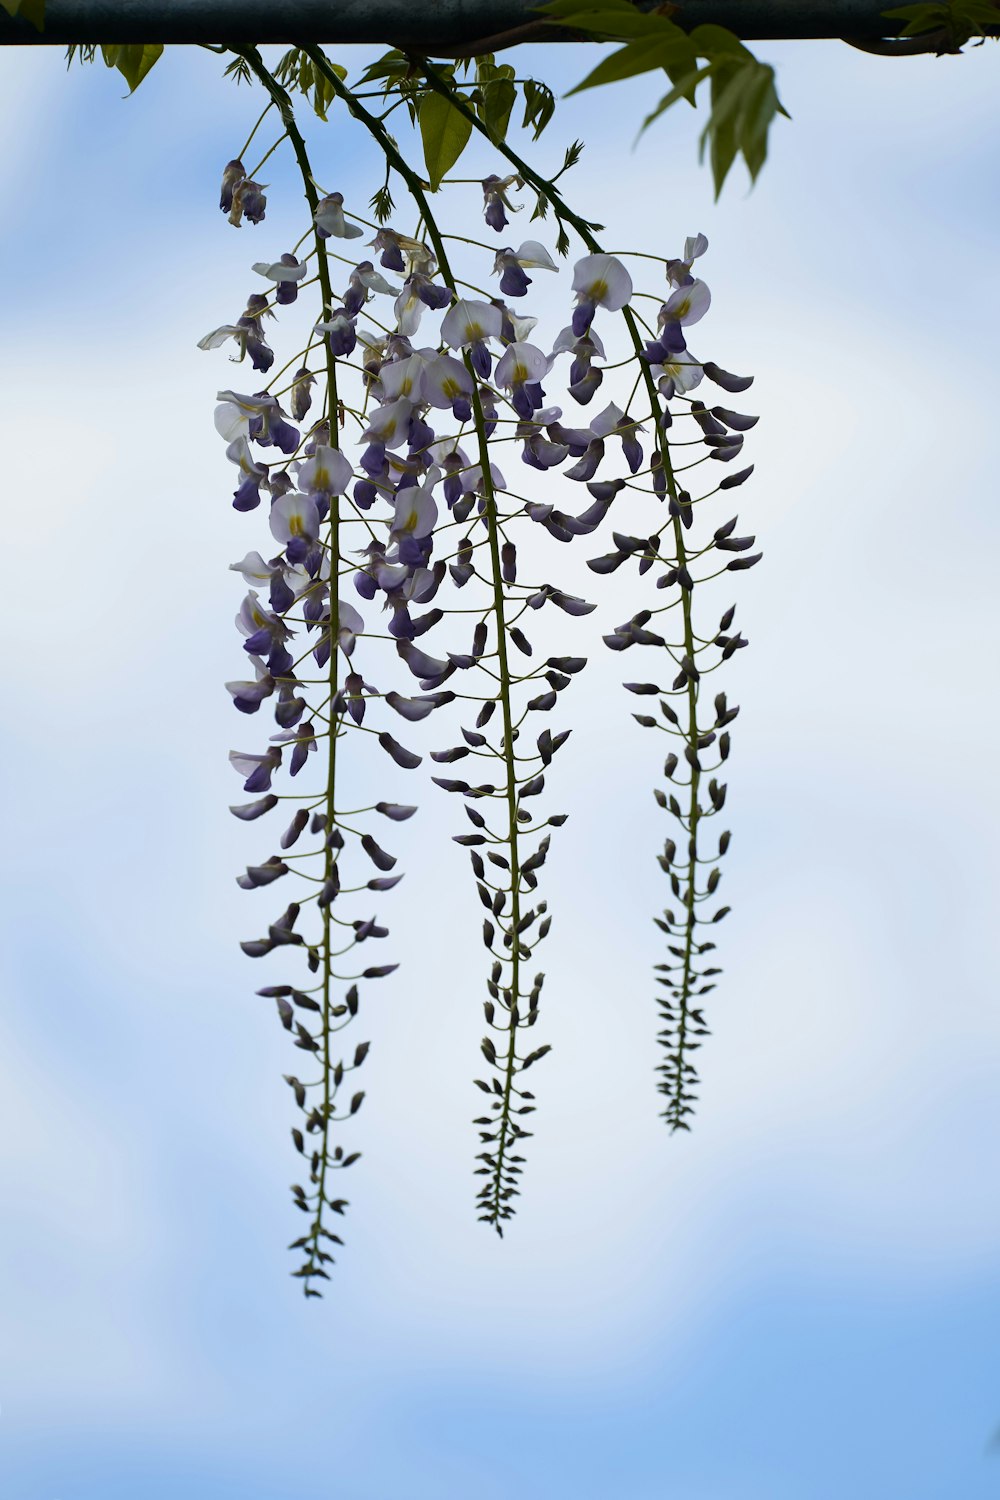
left=0, top=0, right=44, bottom=30
left=272, top=46, right=348, bottom=120
left=881, top=0, right=1000, bottom=46
left=538, top=0, right=789, bottom=197
left=65, top=40, right=163, bottom=93
left=351, top=51, right=559, bottom=194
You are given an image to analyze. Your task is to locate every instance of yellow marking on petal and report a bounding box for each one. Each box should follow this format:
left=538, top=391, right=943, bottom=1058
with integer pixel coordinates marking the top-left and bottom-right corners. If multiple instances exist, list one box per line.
left=588, top=278, right=609, bottom=301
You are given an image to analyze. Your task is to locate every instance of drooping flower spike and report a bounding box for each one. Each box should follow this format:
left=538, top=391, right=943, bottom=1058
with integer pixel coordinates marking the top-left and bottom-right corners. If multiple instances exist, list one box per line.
left=196, top=44, right=760, bottom=1288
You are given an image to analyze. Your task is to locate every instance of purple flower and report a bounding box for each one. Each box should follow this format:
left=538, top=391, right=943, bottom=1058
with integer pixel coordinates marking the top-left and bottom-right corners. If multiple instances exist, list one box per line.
left=481, top=173, right=523, bottom=233
left=229, top=745, right=282, bottom=792
left=219, top=158, right=245, bottom=214
left=571, top=253, right=633, bottom=336
left=314, top=191, right=364, bottom=241
left=290, top=368, right=314, bottom=424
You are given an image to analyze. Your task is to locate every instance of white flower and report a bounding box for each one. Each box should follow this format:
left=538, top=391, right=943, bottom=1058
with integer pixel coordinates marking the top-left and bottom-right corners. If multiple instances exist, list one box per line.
left=362, top=399, right=414, bottom=449
left=392, top=484, right=438, bottom=539
left=314, top=192, right=364, bottom=239
left=663, top=278, right=711, bottom=326
left=684, top=232, right=708, bottom=264
left=494, top=342, right=552, bottom=389
left=269, top=492, right=320, bottom=545
left=440, top=298, right=503, bottom=349
left=590, top=402, right=626, bottom=438
left=393, top=282, right=426, bottom=337
left=251, top=258, right=309, bottom=283
left=512, top=239, right=558, bottom=271
left=215, top=389, right=278, bottom=441
left=571, top=253, right=633, bottom=312
left=229, top=551, right=275, bottom=586
left=297, top=444, right=353, bottom=497
left=380, top=353, right=433, bottom=403
left=198, top=324, right=247, bottom=353
left=552, top=325, right=606, bottom=358
left=658, top=352, right=703, bottom=394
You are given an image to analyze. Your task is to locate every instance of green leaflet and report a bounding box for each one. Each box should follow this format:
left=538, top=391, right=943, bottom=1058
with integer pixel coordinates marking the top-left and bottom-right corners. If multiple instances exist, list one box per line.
left=475, top=60, right=518, bottom=143
left=108, top=43, right=164, bottom=94
left=418, top=91, right=473, bottom=191
left=538, top=0, right=788, bottom=197
left=882, top=0, right=1000, bottom=39
left=566, top=33, right=696, bottom=95
left=535, top=0, right=672, bottom=38
left=521, top=78, right=555, bottom=140
left=639, top=66, right=714, bottom=136
left=0, top=0, right=44, bottom=26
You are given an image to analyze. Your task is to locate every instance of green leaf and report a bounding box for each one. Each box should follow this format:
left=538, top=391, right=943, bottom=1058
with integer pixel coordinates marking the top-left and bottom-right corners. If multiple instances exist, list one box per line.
left=476, top=60, right=517, bottom=141
left=689, top=22, right=754, bottom=58
left=735, top=64, right=781, bottom=182
left=566, top=33, right=692, bottom=95
left=521, top=78, right=555, bottom=140
left=418, top=90, right=473, bottom=191
left=357, top=49, right=412, bottom=87
left=113, top=42, right=163, bottom=94
left=534, top=0, right=672, bottom=38
left=700, top=64, right=749, bottom=198
left=638, top=64, right=713, bottom=137
left=0, top=0, right=45, bottom=28
left=482, top=76, right=517, bottom=140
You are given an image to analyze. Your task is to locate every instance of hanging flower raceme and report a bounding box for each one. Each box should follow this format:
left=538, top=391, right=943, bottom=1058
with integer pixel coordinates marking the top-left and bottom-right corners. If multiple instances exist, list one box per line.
left=190, top=44, right=763, bottom=1290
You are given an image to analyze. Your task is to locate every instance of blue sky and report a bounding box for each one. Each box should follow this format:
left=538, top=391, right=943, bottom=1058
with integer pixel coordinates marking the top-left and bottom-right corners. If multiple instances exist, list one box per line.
left=1, top=33, right=1000, bottom=1500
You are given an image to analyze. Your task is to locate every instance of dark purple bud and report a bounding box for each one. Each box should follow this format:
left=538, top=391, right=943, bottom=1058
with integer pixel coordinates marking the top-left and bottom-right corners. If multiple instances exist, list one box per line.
left=719, top=464, right=755, bottom=490
left=237, top=857, right=289, bottom=889
left=379, top=732, right=422, bottom=769
left=220, top=158, right=245, bottom=212
left=361, top=834, right=396, bottom=871
left=241, top=180, right=267, bottom=224
left=713, top=407, right=758, bottom=431
left=702, top=361, right=754, bottom=393
left=499, top=262, right=530, bottom=298
left=375, top=802, right=418, bottom=821
left=280, top=809, right=309, bottom=849
left=563, top=439, right=605, bottom=483
left=588, top=552, right=628, bottom=575
left=229, top=794, right=278, bottom=821
left=572, top=300, right=595, bottom=337
left=240, top=937, right=274, bottom=958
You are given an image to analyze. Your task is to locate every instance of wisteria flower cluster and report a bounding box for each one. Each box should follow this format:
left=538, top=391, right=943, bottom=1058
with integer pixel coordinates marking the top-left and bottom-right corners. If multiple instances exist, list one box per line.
left=199, top=46, right=761, bottom=1293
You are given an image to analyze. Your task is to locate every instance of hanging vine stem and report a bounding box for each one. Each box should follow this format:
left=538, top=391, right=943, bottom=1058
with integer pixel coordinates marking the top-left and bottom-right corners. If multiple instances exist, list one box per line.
left=409, top=55, right=757, bottom=1130
left=229, top=45, right=377, bottom=1293
left=234, top=45, right=345, bottom=1287
left=300, top=44, right=552, bottom=1232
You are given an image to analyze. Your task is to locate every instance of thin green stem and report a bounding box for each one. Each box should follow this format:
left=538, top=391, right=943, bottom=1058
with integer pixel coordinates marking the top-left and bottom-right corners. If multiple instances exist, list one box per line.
left=236, top=43, right=346, bottom=1291
left=413, top=59, right=707, bottom=1129
left=303, top=45, right=526, bottom=1230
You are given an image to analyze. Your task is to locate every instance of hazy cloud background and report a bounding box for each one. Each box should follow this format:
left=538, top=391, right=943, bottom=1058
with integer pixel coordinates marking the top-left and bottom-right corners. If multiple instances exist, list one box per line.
left=1, top=34, right=999, bottom=1499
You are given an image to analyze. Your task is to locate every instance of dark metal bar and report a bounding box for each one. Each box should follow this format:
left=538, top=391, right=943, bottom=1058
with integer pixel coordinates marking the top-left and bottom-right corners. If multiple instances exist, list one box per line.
left=0, top=0, right=948, bottom=47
